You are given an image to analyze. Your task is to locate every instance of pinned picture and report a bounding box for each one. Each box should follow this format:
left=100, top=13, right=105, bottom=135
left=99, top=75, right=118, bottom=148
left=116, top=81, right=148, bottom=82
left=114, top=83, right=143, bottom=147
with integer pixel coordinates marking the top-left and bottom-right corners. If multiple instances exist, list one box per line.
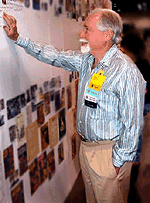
left=29, top=158, right=40, bottom=195
left=3, top=145, right=15, bottom=179
left=55, top=90, right=61, bottom=112
left=7, top=96, right=21, bottom=120
left=58, top=108, right=66, bottom=140
left=16, top=113, right=26, bottom=148
left=0, top=115, right=4, bottom=127
left=37, top=101, right=45, bottom=126
left=26, top=89, right=31, bottom=103
left=33, top=0, right=40, bottom=10
left=11, top=180, right=25, bottom=203
left=18, top=143, right=28, bottom=176
left=58, top=142, right=64, bottom=164
left=38, top=151, right=47, bottom=185
left=40, top=122, right=49, bottom=151
left=20, top=93, right=26, bottom=108
left=49, top=114, right=59, bottom=148
left=9, top=125, right=16, bottom=142
left=47, top=149, right=55, bottom=180
left=44, top=92, right=51, bottom=116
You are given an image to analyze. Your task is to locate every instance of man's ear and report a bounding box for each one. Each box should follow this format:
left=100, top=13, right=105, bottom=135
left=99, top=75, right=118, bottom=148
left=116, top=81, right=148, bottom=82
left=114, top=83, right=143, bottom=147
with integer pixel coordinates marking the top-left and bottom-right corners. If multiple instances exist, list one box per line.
left=104, top=30, right=113, bottom=41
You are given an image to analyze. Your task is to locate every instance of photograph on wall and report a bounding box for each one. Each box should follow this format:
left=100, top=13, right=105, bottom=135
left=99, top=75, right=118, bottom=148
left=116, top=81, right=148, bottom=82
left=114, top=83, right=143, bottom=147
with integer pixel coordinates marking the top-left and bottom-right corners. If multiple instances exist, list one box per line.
left=3, top=144, right=15, bottom=179
left=11, top=180, right=25, bottom=203
left=0, top=151, right=6, bottom=203
left=16, top=113, right=26, bottom=148
left=26, top=105, right=32, bottom=126
left=55, top=90, right=61, bottom=112
left=26, top=121, right=39, bottom=163
left=38, top=151, right=47, bottom=185
left=7, top=96, right=21, bottom=120
left=37, top=101, right=45, bottom=126
left=58, top=142, right=64, bottom=164
left=24, top=0, right=30, bottom=7
left=0, top=115, right=4, bottom=127
left=47, top=149, right=55, bottom=180
left=49, top=114, right=59, bottom=148
left=33, top=0, right=40, bottom=10
left=50, top=90, right=55, bottom=101
left=65, top=0, right=72, bottom=12
left=67, top=84, right=72, bottom=109
left=31, top=101, right=37, bottom=112
left=0, top=98, right=5, bottom=110
left=58, top=108, right=66, bottom=140
left=9, top=169, right=19, bottom=189
left=71, top=133, right=77, bottom=160
left=44, top=92, right=51, bottom=116
left=43, top=81, right=49, bottom=92
left=29, top=158, right=40, bottom=195
left=26, top=89, right=31, bottom=103
left=60, top=87, right=65, bottom=108
left=55, top=76, right=61, bottom=88
left=39, top=87, right=44, bottom=101
left=50, top=78, right=55, bottom=89
left=20, top=93, right=26, bottom=108
left=18, top=143, right=28, bottom=176
left=40, top=122, right=49, bottom=151
left=31, top=84, right=37, bottom=101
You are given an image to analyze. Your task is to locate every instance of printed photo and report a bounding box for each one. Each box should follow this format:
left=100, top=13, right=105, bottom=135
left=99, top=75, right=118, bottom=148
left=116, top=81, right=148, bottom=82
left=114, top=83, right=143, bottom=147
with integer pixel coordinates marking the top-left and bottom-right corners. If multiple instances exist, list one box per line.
left=37, top=101, right=45, bottom=126
left=58, top=142, right=64, bottom=164
left=29, top=158, right=40, bottom=195
left=40, top=122, right=49, bottom=151
left=33, top=0, right=40, bottom=10
left=61, top=87, right=65, bottom=108
left=7, top=96, right=21, bottom=120
left=18, top=143, right=28, bottom=176
left=0, top=115, right=4, bottom=127
left=3, top=144, right=15, bottom=179
left=11, top=180, right=25, bottom=203
left=59, top=108, right=66, bottom=140
left=0, top=98, right=5, bottom=110
left=9, top=125, right=16, bottom=142
left=44, top=92, right=50, bottom=116
left=67, top=85, right=72, bottom=109
left=38, top=151, right=47, bottom=185
left=31, top=84, right=37, bottom=100
left=26, top=105, right=32, bottom=126
left=26, top=89, right=31, bottom=103
left=43, top=81, right=49, bottom=92
left=49, top=78, right=55, bottom=88
left=9, top=169, right=19, bottom=189
left=16, top=113, right=26, bottom=148
left=49, top=114, right=59, bottom=148
left=39, top=86, right=44, bottom=100
left=20, top=93, right=26, bottom=108
left=55, top=90, right=61, bottom=112
left=47, top=149, right=55, bottom=180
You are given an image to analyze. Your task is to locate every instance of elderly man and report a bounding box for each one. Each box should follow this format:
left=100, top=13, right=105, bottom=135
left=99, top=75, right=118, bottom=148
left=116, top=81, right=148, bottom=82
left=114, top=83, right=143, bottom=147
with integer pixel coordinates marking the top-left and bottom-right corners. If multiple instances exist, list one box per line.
left=3, top=8, right=146, bottom=203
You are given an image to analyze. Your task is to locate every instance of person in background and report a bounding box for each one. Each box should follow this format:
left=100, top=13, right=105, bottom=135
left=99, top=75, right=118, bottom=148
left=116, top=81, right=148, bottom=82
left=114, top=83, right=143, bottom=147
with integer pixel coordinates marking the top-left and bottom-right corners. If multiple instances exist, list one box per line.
left=3, top=8, right=146, bottom=203
left=121, top=30, right=150, bottom=203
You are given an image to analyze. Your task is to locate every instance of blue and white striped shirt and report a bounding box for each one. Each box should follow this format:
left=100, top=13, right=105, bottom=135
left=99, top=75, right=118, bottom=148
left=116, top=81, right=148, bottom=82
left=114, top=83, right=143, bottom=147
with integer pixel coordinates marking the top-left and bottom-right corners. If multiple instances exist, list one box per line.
left=16, top=35, right=146, bottom=167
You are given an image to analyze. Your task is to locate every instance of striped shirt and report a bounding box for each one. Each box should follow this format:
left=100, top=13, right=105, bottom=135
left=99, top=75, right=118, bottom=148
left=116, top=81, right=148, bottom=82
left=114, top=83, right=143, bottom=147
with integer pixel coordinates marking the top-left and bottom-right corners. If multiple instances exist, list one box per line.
left=16, top=35, right=146, bottom=167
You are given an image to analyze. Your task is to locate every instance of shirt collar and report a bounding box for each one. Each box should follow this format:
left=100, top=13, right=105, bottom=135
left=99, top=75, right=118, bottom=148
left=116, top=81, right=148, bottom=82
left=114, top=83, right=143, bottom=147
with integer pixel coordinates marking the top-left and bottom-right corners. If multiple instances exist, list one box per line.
left=100, top=44, right=118, bottom=67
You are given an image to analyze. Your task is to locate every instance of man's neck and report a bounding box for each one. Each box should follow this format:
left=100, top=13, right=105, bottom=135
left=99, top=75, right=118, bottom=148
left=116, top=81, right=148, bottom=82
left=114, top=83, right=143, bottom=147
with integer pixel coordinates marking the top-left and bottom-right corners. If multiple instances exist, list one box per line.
left=90, top=43, right=113, bottom=67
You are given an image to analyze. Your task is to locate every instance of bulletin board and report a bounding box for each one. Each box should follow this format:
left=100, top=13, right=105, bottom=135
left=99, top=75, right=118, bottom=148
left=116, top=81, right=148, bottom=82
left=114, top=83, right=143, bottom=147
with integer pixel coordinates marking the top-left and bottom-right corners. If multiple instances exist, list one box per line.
left=0, top=0, right=92, bottom=202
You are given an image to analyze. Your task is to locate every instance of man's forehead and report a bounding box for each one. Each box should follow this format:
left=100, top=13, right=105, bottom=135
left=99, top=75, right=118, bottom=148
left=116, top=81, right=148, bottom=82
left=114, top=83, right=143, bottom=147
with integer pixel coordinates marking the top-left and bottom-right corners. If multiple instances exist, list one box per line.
left=85, top=13, right=101, bottom=25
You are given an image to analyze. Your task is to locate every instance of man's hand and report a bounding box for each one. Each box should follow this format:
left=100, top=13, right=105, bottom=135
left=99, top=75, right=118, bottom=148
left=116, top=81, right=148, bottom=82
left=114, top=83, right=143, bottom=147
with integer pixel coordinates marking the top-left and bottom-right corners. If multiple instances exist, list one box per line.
left=3, top=12, right=19, bottom=41
left=114, top=166, right=120, bottom=175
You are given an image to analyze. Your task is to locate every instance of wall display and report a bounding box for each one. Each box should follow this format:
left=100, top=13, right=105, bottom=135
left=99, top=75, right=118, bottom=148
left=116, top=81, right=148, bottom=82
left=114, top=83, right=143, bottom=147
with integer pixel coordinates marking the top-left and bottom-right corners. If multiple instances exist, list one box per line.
left=40, top=122, right=49, bottom=151
left=3, top=144, right=15, bottom=179
left=33, top=0, right=40, bottom=10
left=49, top=114, right=59, bottom=148
left=58, top=108, right=66, bottom=140
left=18, top=143, right=28, bottom=176
left=29, top=158, right=40, bottom=195
left=26, top=121, right=39, bottom=163
left=11, top=180, right=25, bottom=203
left=38, top=151, right=47, bottom=185
left=47, top=149, right=55, bottom=180
left=58, top=142, right=64, bottom=164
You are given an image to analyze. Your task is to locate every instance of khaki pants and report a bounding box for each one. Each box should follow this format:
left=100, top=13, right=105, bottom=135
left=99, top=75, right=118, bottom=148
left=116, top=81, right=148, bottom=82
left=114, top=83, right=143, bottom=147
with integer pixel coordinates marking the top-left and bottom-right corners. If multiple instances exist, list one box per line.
left=79, top=140, right=132, bottom=203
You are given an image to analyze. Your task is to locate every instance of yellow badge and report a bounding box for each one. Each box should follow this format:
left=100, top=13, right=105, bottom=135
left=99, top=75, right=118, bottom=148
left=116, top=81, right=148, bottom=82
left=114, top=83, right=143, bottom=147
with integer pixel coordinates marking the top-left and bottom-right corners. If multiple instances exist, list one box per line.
left=88, top=70, right=106, bottom=91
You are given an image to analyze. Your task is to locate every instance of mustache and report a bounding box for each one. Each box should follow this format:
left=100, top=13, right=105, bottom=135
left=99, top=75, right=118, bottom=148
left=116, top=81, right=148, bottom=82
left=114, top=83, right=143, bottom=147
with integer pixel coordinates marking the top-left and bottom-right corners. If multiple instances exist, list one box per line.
left=79, top=38, right=89, bottom=43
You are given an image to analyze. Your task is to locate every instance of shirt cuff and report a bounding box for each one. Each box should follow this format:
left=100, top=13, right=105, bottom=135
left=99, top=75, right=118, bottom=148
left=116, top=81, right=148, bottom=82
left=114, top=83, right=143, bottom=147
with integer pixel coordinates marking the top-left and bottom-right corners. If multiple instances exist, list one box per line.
left=15, top=34, right=30, bottom=48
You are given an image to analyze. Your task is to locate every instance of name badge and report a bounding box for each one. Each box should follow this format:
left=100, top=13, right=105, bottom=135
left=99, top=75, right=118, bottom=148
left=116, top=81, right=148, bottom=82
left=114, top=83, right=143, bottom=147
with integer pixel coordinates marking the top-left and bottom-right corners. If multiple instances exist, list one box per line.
left=85, top=70, right=106, bottom=108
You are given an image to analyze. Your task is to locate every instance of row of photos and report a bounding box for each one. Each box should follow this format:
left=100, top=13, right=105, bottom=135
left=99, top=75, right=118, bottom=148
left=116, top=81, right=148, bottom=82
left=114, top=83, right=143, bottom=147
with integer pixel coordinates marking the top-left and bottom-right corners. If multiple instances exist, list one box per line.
left=0, top=71, right=79, bottom=202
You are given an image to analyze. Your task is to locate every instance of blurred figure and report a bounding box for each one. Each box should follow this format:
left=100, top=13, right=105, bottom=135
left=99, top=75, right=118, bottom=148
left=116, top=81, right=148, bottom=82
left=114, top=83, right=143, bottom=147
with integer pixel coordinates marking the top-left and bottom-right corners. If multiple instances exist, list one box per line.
left=121, top=30, right=150, bottom=203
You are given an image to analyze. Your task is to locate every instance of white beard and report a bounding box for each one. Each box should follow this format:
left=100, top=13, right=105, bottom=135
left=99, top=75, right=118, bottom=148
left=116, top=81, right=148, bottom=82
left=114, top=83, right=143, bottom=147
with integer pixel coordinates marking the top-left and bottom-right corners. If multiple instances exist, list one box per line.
left=79, top=38, right=91, bottom=54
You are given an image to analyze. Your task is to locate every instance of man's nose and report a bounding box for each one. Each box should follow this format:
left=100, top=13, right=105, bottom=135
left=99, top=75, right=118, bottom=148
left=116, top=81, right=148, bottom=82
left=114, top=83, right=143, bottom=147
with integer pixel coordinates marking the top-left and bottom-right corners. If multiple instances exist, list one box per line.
left=79, top=29, right=85, bottom=38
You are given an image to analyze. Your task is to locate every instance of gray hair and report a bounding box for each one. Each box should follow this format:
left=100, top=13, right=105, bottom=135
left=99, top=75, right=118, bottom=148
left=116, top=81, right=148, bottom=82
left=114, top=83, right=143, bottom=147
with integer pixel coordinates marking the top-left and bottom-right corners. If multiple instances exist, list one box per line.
left=91, top=8, right=123, bottom=44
